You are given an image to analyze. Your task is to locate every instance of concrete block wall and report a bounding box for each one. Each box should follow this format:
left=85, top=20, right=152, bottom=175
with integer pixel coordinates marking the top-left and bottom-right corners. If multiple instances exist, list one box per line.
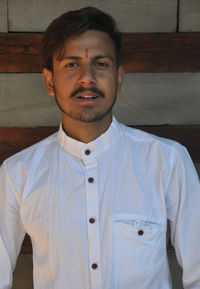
left=1, top=73, right=200, bottom=127
left=8, top=0, right=177, bottom=32
left=1, top=1, right=200, bottom=288
left=179, top=0, right=200, bottom=31
left=0, top=0, right=8, bottom=32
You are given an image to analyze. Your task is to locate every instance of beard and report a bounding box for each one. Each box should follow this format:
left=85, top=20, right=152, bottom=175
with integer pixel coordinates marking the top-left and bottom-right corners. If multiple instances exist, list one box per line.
left=54, top=86, right=117, bottom=123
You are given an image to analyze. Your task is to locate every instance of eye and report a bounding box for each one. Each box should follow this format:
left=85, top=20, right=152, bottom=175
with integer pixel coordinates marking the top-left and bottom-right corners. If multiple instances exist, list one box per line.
left=65, top=62, right=80, bottom=68
left=96, top=62, right=109, bottom=69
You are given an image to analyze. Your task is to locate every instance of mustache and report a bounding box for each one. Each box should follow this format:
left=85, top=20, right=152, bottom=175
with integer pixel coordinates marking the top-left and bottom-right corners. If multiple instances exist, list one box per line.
left=70, top=87, right=105, bottom=98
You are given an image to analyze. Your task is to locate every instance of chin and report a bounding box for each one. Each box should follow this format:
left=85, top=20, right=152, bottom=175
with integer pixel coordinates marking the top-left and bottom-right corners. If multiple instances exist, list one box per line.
left=65, top=109, right=112, bottom=123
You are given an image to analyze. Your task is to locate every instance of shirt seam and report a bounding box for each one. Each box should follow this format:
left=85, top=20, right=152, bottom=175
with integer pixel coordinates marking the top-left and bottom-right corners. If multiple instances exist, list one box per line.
left=164, top=143, right=188, bottom=207
left=3, top=161, right=22, bottom=206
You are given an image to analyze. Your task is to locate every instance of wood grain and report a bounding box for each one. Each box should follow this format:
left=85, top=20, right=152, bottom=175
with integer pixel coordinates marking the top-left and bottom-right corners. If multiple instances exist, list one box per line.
left=1, top=125, right=200, bottom=163
left=0, top=33, right=42, bottom=72
left=1, top=33, right=200, bottom=72
left=0, top=126, right=57, bottom=164
left=121, top=33, right=200, bottom=72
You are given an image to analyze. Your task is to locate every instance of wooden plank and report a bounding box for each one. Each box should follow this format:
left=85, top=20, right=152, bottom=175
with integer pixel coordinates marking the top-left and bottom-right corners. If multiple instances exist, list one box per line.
left=1, top=33, right=200, bottom=72
left=121, top=33, right=200, bottom=72
left=0, top=33, right=42, bottom=72
left=138, top=125, right=200, bottom=162
left=0, top=125, right=200, bottom=163
left=0, top=126, right=57, bottom=164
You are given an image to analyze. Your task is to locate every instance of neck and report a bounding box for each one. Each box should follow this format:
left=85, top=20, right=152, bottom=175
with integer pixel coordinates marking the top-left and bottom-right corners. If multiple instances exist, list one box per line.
left=62, top=113, right=112, bottom=143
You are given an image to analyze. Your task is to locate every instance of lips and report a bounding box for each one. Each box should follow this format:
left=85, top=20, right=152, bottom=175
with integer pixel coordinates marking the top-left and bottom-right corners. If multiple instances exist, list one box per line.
left=71, top=87, right=105, bottom=99
left=76, top=94, right=98, bottom=99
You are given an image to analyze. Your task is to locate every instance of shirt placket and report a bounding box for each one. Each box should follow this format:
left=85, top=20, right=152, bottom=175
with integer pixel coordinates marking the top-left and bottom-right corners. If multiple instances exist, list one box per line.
left=82, top=148, right=102, bottom=289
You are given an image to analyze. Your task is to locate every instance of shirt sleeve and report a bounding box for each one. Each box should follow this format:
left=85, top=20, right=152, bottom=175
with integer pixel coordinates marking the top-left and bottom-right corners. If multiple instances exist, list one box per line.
left=166, top=144, right=200, bottom=289
left=0, top=162, right=26, bottom=289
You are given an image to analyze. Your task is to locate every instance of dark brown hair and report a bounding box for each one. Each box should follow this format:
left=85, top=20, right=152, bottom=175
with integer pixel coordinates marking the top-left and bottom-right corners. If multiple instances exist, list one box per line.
left=40, top=6, right=121, bottom=71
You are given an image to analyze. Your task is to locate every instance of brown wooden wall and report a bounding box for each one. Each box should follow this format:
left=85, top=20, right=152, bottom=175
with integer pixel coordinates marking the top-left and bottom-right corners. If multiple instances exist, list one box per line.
left=1, top=33, right=200, bottom=73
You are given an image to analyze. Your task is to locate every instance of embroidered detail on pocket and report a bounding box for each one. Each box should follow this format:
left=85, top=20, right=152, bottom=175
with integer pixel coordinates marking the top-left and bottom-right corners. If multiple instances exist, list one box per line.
left=113, top=214, right=163, bottom=229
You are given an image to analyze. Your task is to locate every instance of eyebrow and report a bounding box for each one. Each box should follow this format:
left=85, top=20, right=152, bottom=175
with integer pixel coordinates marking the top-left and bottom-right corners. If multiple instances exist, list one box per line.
left=94, top=55, right=114, bottom=63
left=59, top=55, right=115, bottom=63
left=58, top=56, right=82, bottom=62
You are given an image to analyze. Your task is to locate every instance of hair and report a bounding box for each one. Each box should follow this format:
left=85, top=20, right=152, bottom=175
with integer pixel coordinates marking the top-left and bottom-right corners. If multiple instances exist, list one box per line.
left=40, top=6, right=121, bottom=71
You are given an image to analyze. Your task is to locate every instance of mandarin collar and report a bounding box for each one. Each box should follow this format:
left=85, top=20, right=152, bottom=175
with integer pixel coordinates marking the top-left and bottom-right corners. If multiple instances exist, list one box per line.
left=58, top=117, right=121, bottom=163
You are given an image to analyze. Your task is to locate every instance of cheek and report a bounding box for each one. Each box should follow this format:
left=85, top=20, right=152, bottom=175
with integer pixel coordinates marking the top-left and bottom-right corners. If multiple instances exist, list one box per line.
left=98, top=71, right=117, bottom=85
left=54, top=73, right=75, bottom=91
left=103, top=74, right=118, bottom=92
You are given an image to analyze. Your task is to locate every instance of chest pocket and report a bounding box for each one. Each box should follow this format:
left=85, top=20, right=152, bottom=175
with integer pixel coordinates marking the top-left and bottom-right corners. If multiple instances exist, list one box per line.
left=112, top=214, right=166, bottom=289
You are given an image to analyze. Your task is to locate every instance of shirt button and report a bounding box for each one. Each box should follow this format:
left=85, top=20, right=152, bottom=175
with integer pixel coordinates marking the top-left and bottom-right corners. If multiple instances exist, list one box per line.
left=85, top=149, right=91, bottom=155
left=138, top=230, right=144, bottom=235
left=91, top=263, right=98, bottom=269
left=88, top=177, right=94, bottom=183
left=89, top=218, right=95, bottom=224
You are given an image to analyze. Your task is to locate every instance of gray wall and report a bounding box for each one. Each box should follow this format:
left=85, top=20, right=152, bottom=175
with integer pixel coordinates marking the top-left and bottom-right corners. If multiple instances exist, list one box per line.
left=1, top=1, right=200, bottom=289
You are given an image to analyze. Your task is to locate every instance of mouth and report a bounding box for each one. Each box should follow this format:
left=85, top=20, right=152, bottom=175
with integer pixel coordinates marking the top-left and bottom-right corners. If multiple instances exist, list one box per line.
left=73, top=92, right=100, bottom=106
left=77, top=95, right=98, bottom=100
left=71, top=87, right=105, bottom=100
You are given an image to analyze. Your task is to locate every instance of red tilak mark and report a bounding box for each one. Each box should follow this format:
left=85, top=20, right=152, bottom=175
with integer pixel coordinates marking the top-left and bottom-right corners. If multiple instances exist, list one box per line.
left=85, top=48, right=88, bottom=58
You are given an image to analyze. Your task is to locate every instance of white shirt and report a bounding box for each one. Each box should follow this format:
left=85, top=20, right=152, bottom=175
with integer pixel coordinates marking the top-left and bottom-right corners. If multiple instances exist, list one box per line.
left=0, top=117, right=200, bottom=289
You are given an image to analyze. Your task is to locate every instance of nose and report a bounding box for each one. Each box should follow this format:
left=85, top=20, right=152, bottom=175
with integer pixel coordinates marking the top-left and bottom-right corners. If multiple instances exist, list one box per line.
left=78, top=64, right=96, bottom=86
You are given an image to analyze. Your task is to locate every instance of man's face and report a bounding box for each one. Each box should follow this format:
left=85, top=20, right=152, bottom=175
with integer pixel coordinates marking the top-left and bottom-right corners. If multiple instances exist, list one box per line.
left=43, top=30, right=123, bottom=124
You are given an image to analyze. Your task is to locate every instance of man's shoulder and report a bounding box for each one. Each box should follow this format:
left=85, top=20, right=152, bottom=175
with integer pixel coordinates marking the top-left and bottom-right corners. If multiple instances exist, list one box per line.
left=4, top=131, right=59, bottom=169
left=118, top=122, right=186, bottom=155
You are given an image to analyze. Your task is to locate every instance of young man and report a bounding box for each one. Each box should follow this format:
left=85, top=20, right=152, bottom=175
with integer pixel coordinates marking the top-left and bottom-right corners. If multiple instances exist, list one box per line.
left=0, top=6, right=200, bottom=289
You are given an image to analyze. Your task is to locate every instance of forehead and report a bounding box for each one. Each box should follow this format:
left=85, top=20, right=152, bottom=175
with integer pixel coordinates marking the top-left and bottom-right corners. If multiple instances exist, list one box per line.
left=56, top=30, right=115, bottom=59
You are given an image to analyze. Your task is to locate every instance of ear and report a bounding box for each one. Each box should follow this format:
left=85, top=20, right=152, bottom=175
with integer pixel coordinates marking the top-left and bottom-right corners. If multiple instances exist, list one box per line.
left=43, top=68, right=55, bottom=96
left=117, top=66, right=124, bottom=94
